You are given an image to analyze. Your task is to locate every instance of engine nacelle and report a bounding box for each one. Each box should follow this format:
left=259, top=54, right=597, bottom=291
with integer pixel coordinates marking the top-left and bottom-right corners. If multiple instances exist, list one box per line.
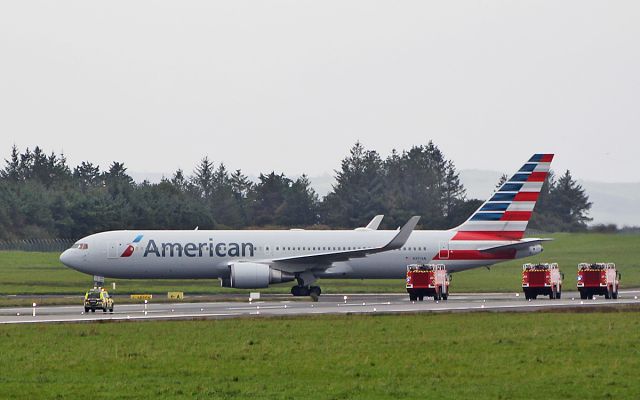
left=220, top=263, right=295, bottom=289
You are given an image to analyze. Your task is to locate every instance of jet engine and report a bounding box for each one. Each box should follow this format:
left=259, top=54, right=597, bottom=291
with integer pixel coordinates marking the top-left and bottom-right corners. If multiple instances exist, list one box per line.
left=220, top=263, right=295, bottom=289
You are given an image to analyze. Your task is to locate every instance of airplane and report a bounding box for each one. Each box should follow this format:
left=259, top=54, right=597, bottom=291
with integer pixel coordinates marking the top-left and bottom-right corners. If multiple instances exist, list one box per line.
left=60, top=154, right=554, bottom=298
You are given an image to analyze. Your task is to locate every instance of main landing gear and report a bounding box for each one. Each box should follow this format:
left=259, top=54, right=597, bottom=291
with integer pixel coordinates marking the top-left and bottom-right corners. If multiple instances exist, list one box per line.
left=290, top=273, right=322, bottom=301
left=291, top=274, right=322, bottom=301
left=291, top=285, right=322, bottom=297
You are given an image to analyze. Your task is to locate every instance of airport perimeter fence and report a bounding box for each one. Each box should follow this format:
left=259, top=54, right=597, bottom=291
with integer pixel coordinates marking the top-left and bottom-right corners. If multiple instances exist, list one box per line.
left=0, top=239, right=75, bottom=252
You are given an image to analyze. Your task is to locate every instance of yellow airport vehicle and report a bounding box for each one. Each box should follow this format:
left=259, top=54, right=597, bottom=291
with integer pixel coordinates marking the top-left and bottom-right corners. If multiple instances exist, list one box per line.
left=84, top=288, right=114, bottom=313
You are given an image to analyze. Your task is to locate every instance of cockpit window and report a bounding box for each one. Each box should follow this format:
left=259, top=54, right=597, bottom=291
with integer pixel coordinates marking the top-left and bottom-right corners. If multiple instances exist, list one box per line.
left=72, top=243, right=89, bottom=250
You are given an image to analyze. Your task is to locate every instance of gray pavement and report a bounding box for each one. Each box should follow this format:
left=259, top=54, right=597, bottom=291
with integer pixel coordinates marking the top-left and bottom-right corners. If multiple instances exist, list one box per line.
left=1, top=290, right=639, bottom=324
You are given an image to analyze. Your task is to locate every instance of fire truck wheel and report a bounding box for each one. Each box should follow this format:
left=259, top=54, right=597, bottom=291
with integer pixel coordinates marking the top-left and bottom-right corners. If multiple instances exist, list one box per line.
left=91, top=308, right=95, bottom=313
left=409, top=294, right=416, bottom=301
left=556, top=290, right=561, bottom=299
left=84, top=307, right=89, bottom=313
left=579, top=290, right=586, bottom=300
left=532, top=294, right=538, bottom=300
left=442, top=293, right=448, bottom=301
left=612, top=289, right=618, bottom=299
left=418, top=295, right=424, bottom=301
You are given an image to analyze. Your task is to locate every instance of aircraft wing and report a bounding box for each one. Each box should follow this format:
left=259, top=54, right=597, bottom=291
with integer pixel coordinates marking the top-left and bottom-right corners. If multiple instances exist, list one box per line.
left=270, top=216, right=419, bottom=268
left=478, top=238, right=553, bottom=253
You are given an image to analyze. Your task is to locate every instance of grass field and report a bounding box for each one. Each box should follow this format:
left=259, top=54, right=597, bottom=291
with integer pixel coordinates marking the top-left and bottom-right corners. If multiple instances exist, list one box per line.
left=0, top=311, right=639, bottom=399
left=0, top=233, right=638, bottom=297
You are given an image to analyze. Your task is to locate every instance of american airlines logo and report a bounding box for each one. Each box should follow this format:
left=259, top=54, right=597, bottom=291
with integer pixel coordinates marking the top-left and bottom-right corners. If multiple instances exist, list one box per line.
left=121, top=234, right=144, bottom=257
left=143, top=239, right=255, bottom=258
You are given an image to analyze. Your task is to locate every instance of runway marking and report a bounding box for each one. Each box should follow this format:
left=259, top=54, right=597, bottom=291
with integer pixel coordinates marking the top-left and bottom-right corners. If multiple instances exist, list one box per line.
left=227, top=305, right=291, bottom=311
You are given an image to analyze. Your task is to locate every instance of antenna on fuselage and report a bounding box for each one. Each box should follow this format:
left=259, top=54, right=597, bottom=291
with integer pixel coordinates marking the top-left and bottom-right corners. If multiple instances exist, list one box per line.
left=194, top=226, right=199, bottom=230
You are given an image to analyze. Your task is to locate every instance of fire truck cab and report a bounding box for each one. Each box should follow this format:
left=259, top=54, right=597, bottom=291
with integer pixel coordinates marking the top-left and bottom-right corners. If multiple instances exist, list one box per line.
left=521, top=263, right=563, bottom=300
left=577, top=263, right=620, bottom=300
left=406, top=264, right=450, bottom=301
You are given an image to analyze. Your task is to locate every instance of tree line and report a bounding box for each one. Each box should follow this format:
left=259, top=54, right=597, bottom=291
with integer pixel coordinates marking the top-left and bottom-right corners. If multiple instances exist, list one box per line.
left=0, top=142, right=592, bottom=241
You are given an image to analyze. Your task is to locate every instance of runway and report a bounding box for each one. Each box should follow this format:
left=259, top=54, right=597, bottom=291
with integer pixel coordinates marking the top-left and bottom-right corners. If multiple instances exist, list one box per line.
left=1, top=290, right=639, bottom=324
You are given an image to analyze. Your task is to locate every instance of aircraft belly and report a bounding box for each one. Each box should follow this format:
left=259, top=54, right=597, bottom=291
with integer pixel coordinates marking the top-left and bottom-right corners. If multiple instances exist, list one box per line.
left=98, top=256, right=228, bottom=279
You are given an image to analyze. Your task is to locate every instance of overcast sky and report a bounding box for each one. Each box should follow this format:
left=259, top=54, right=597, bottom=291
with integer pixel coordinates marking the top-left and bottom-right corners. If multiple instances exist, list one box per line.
left=1, top=1, right=639, bottom=182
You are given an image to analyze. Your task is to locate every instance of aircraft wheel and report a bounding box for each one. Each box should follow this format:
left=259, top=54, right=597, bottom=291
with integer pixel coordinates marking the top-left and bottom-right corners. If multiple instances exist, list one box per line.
left=291, top=286, right=310, bottom=297
left=309, top=286, right=321, bottom=296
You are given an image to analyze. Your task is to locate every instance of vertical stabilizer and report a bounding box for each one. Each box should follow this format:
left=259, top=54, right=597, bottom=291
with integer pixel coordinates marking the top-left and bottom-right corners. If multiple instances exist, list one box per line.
left=452, top=154, right=554, bottom=240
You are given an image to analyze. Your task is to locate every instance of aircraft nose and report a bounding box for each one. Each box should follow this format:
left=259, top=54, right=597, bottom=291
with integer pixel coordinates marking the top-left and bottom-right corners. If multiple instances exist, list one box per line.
left=60, top=249, right=78, bottom=268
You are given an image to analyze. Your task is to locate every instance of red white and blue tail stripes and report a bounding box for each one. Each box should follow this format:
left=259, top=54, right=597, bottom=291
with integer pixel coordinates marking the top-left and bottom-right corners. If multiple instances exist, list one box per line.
left=452, top=154, right=554, bottom=241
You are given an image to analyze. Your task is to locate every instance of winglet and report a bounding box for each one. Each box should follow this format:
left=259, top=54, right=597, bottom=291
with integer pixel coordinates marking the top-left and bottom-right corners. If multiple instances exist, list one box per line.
left=383, top=216, right=420, bottom=250
left=364, top=215, right=384, bottom=230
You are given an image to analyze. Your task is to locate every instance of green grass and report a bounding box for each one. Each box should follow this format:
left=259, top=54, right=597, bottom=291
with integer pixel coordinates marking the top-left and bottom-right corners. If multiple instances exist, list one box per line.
left=0, top=312, right=639, bottom=399
left=0, top=233, right=638, bottom=296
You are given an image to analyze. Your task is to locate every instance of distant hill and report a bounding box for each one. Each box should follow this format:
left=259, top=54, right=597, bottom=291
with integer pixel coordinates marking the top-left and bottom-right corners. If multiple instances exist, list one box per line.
left=578, top=181, right=640, bottom=227
left=458, top=169, right=640, bottom=227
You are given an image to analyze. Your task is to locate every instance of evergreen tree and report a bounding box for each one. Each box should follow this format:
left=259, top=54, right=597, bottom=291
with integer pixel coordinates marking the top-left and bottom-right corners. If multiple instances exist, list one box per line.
left=323, top=142, right=385, bottom=228
left=73, top=161, right=101, bottom=192
left=102, top=161, right=133, bottom=197
left=192, top=157, right=215, bottom=198
left=0, top=145, right=20, bottom=182
left=230, top=169, right=253, bottom=226
left=548, top=170, right=592, bottom=231
left=495, top=174, right=508, bottom=190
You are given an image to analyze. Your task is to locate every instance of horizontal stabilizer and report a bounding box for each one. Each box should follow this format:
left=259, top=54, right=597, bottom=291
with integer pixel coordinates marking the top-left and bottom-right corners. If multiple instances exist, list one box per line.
left=478, top=238, right=553, bottom=253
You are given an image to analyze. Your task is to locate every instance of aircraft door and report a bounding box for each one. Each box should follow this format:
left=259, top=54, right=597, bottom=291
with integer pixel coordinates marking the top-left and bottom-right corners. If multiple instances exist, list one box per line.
left=108, top=242, right=124, bottom=259
left=438, top=241, right=450, bottom=259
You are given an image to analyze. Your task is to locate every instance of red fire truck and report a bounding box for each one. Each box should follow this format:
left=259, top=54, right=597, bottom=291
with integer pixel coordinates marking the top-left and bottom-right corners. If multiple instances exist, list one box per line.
left=406, top=264, right=450, bottom=301
left=521, top=263, right=563, bottom=300
left=577, top=263, right=621, bottom=299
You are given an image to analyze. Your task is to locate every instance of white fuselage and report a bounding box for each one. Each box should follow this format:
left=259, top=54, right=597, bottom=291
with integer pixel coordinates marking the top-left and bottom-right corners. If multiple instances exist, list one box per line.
left=60, top=229, right=538, bottom=280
